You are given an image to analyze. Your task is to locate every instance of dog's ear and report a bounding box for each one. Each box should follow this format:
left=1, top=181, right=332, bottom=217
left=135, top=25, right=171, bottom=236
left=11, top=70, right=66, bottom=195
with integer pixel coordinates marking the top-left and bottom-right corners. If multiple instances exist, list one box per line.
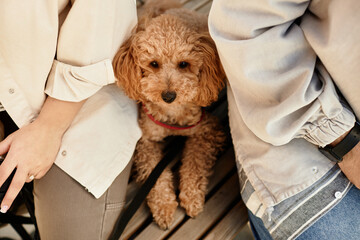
left=113, top=35, right=142, bottom=101
left=194, top=33, right=226, bottom=106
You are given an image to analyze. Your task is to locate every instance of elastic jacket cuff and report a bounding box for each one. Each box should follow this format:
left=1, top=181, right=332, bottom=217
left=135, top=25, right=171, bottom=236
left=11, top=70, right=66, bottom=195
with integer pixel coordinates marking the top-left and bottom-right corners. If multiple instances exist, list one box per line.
left=304, top=106, right=356, bottom=147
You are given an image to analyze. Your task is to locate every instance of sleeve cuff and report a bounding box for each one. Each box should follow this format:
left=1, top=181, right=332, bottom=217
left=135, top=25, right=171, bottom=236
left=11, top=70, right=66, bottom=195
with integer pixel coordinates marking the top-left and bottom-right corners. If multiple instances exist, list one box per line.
left=303, top=105, right=356, bottom=147
left=45, top=59, right=115, bottom=102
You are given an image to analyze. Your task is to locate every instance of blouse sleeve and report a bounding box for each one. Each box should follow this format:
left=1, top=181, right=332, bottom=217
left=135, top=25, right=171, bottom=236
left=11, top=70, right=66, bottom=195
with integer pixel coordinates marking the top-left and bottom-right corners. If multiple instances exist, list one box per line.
left=45, top=0, right=137, bottom=102
left=209, top=0, right=355, bottom=147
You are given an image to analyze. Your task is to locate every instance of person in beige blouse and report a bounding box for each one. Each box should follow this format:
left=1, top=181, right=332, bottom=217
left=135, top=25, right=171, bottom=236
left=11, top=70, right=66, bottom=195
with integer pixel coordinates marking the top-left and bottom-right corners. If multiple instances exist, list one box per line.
left=0, top=0, right=141, bottom=239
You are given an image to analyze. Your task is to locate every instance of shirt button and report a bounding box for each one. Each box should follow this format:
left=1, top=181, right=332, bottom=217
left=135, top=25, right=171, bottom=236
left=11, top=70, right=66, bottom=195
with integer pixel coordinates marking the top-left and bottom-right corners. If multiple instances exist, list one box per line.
left=334, top=191, right=342, bottom=199
left=8, top=88, right=15, bottom=94
left=61, top=150, right=67, bottom=156
left=311, top=167, right=318, bottom=174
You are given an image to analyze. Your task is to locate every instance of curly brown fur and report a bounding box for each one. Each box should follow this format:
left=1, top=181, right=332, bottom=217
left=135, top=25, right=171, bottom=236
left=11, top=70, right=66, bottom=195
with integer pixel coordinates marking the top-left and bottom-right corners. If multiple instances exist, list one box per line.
left=113, top=0, right=226, bottom=229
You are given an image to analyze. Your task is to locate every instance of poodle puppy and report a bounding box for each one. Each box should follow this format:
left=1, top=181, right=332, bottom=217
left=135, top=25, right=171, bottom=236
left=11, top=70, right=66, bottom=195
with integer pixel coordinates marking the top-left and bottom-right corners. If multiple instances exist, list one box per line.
left=113, top=0, right=226, bottom=229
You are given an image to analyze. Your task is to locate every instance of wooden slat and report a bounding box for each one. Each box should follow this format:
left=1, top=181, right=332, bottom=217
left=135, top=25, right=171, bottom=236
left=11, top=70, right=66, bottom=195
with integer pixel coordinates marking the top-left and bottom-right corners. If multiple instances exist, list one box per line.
left=132, top=148, right=236, bottom=239
left=168, top=174, right=240, bottom=240
left=207, top=148, right=235, bottom=189
left=135, top=207, right=185, bottom=240
left=179, top=0, right=192, bottom=4
left=183, top=0, right=212, bottom=11
left=121, top=203, right=150, bottom=239
left=203, top=202, right=248, bottom=240
left=196, top=2, right=213, bottom=14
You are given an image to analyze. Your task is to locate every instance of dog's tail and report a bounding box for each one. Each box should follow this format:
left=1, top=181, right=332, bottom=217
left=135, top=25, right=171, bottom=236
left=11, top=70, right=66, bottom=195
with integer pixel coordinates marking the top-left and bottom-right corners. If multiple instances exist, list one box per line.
left=138, top=0, right=182, bottom=18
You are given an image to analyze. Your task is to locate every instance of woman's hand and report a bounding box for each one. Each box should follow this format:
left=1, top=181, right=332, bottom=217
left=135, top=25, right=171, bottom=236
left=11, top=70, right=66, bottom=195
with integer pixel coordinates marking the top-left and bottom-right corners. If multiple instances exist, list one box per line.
left=0, top=118, right=63, bottom=213
left=329, top=129, right=360, bottom=189
left=338, top=144, right=360, bottom=189
left=0, top=97, right=85, bottom=213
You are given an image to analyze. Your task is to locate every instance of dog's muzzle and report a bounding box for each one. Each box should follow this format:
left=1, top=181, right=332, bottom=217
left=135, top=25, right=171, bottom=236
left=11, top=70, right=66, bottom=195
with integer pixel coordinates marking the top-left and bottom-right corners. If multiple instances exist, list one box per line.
left=161, top=91, right=176, bottom=103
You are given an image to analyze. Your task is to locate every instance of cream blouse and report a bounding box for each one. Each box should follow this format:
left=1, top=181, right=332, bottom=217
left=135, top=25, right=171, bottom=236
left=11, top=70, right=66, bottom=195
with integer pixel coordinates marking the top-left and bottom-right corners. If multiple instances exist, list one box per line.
left=0, top=0, right=142, bottom=198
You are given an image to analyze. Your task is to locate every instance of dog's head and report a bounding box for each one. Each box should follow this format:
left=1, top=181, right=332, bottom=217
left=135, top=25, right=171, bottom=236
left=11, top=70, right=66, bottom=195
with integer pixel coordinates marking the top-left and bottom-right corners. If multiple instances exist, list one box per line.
left=113, top=12, right=225, bottom=107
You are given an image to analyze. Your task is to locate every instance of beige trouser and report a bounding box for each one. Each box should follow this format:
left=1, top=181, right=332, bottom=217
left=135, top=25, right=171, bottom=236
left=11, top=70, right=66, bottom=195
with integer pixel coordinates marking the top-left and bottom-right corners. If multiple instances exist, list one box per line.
left=34, top=161, right=132, bottom=240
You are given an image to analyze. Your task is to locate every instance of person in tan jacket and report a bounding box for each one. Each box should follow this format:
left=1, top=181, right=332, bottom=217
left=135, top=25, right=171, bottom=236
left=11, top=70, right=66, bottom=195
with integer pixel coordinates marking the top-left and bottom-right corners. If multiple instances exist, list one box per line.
left=209, top=0, right=360, bottom=239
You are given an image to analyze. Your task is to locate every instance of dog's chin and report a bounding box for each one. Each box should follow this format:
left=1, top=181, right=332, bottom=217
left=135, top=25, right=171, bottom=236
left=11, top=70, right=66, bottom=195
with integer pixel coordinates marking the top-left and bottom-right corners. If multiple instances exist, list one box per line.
left=151, top=100, right=180, bottom=108
left=144, top=98, right=199, bottom=108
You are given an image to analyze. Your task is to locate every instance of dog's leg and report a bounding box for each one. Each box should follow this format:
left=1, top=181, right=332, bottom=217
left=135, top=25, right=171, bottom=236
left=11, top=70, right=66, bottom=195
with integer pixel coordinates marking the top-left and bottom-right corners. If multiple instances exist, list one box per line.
left=147, top=168, right=178, bottom=229
left=179, top=125, right=225, bottom=217
left=134, top=138, right=178, bottom=229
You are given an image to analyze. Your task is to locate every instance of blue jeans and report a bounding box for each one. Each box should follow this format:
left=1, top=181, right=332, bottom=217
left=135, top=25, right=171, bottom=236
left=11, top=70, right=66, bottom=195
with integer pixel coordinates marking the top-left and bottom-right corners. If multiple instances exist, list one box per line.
left=248, top=185, right=360, bottom=240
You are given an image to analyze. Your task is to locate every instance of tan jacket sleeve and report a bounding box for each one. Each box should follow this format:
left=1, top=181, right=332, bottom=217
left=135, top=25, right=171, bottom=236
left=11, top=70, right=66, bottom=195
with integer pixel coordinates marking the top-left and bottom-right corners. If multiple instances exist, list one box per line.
left=45, top=0, right=137, bottom=102
left=209, top=0, right=355, bottom=147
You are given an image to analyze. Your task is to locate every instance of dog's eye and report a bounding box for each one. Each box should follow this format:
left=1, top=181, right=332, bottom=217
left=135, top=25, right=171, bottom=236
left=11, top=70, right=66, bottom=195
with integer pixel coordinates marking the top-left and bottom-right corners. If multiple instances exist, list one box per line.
left=178, top=61, right=189, bottom=69
left=150, top=61, right=159, bottom=68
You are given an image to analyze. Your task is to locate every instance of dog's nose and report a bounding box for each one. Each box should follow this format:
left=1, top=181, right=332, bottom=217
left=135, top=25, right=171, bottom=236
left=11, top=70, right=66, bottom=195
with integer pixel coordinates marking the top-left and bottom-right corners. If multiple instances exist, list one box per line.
left=161, top=91, right=177, bottom=103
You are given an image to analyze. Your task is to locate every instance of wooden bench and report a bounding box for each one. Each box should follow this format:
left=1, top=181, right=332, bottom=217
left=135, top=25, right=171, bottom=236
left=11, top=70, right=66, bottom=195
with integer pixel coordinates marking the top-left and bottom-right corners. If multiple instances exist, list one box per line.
left=121, top=2, right=251, bottom=239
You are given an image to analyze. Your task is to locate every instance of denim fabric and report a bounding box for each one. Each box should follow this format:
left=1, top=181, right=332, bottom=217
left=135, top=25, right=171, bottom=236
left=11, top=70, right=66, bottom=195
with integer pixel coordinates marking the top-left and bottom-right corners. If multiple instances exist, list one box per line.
left=248, top=185, right=360, bottom=240
left=248, top=210, right=273, bottom=240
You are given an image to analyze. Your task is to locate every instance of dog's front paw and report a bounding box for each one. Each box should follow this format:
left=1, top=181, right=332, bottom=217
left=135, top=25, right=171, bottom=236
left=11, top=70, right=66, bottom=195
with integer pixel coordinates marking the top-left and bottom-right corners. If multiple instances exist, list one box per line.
left=146, top=169, right=178, bottom=229
left=149, top=199, right=178, bottom=229
left=179, top=189, right=205, bottom=218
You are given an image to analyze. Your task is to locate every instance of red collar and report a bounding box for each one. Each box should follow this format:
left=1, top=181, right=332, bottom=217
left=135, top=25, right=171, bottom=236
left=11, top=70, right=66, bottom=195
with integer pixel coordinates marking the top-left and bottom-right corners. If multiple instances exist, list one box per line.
left=142, top=105, right=205, bottom=130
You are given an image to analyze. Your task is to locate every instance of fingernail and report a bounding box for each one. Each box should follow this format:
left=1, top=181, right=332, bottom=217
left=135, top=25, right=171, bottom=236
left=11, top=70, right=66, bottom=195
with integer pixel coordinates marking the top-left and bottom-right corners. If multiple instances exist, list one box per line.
left=0, top=205, right=8, bottom=213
